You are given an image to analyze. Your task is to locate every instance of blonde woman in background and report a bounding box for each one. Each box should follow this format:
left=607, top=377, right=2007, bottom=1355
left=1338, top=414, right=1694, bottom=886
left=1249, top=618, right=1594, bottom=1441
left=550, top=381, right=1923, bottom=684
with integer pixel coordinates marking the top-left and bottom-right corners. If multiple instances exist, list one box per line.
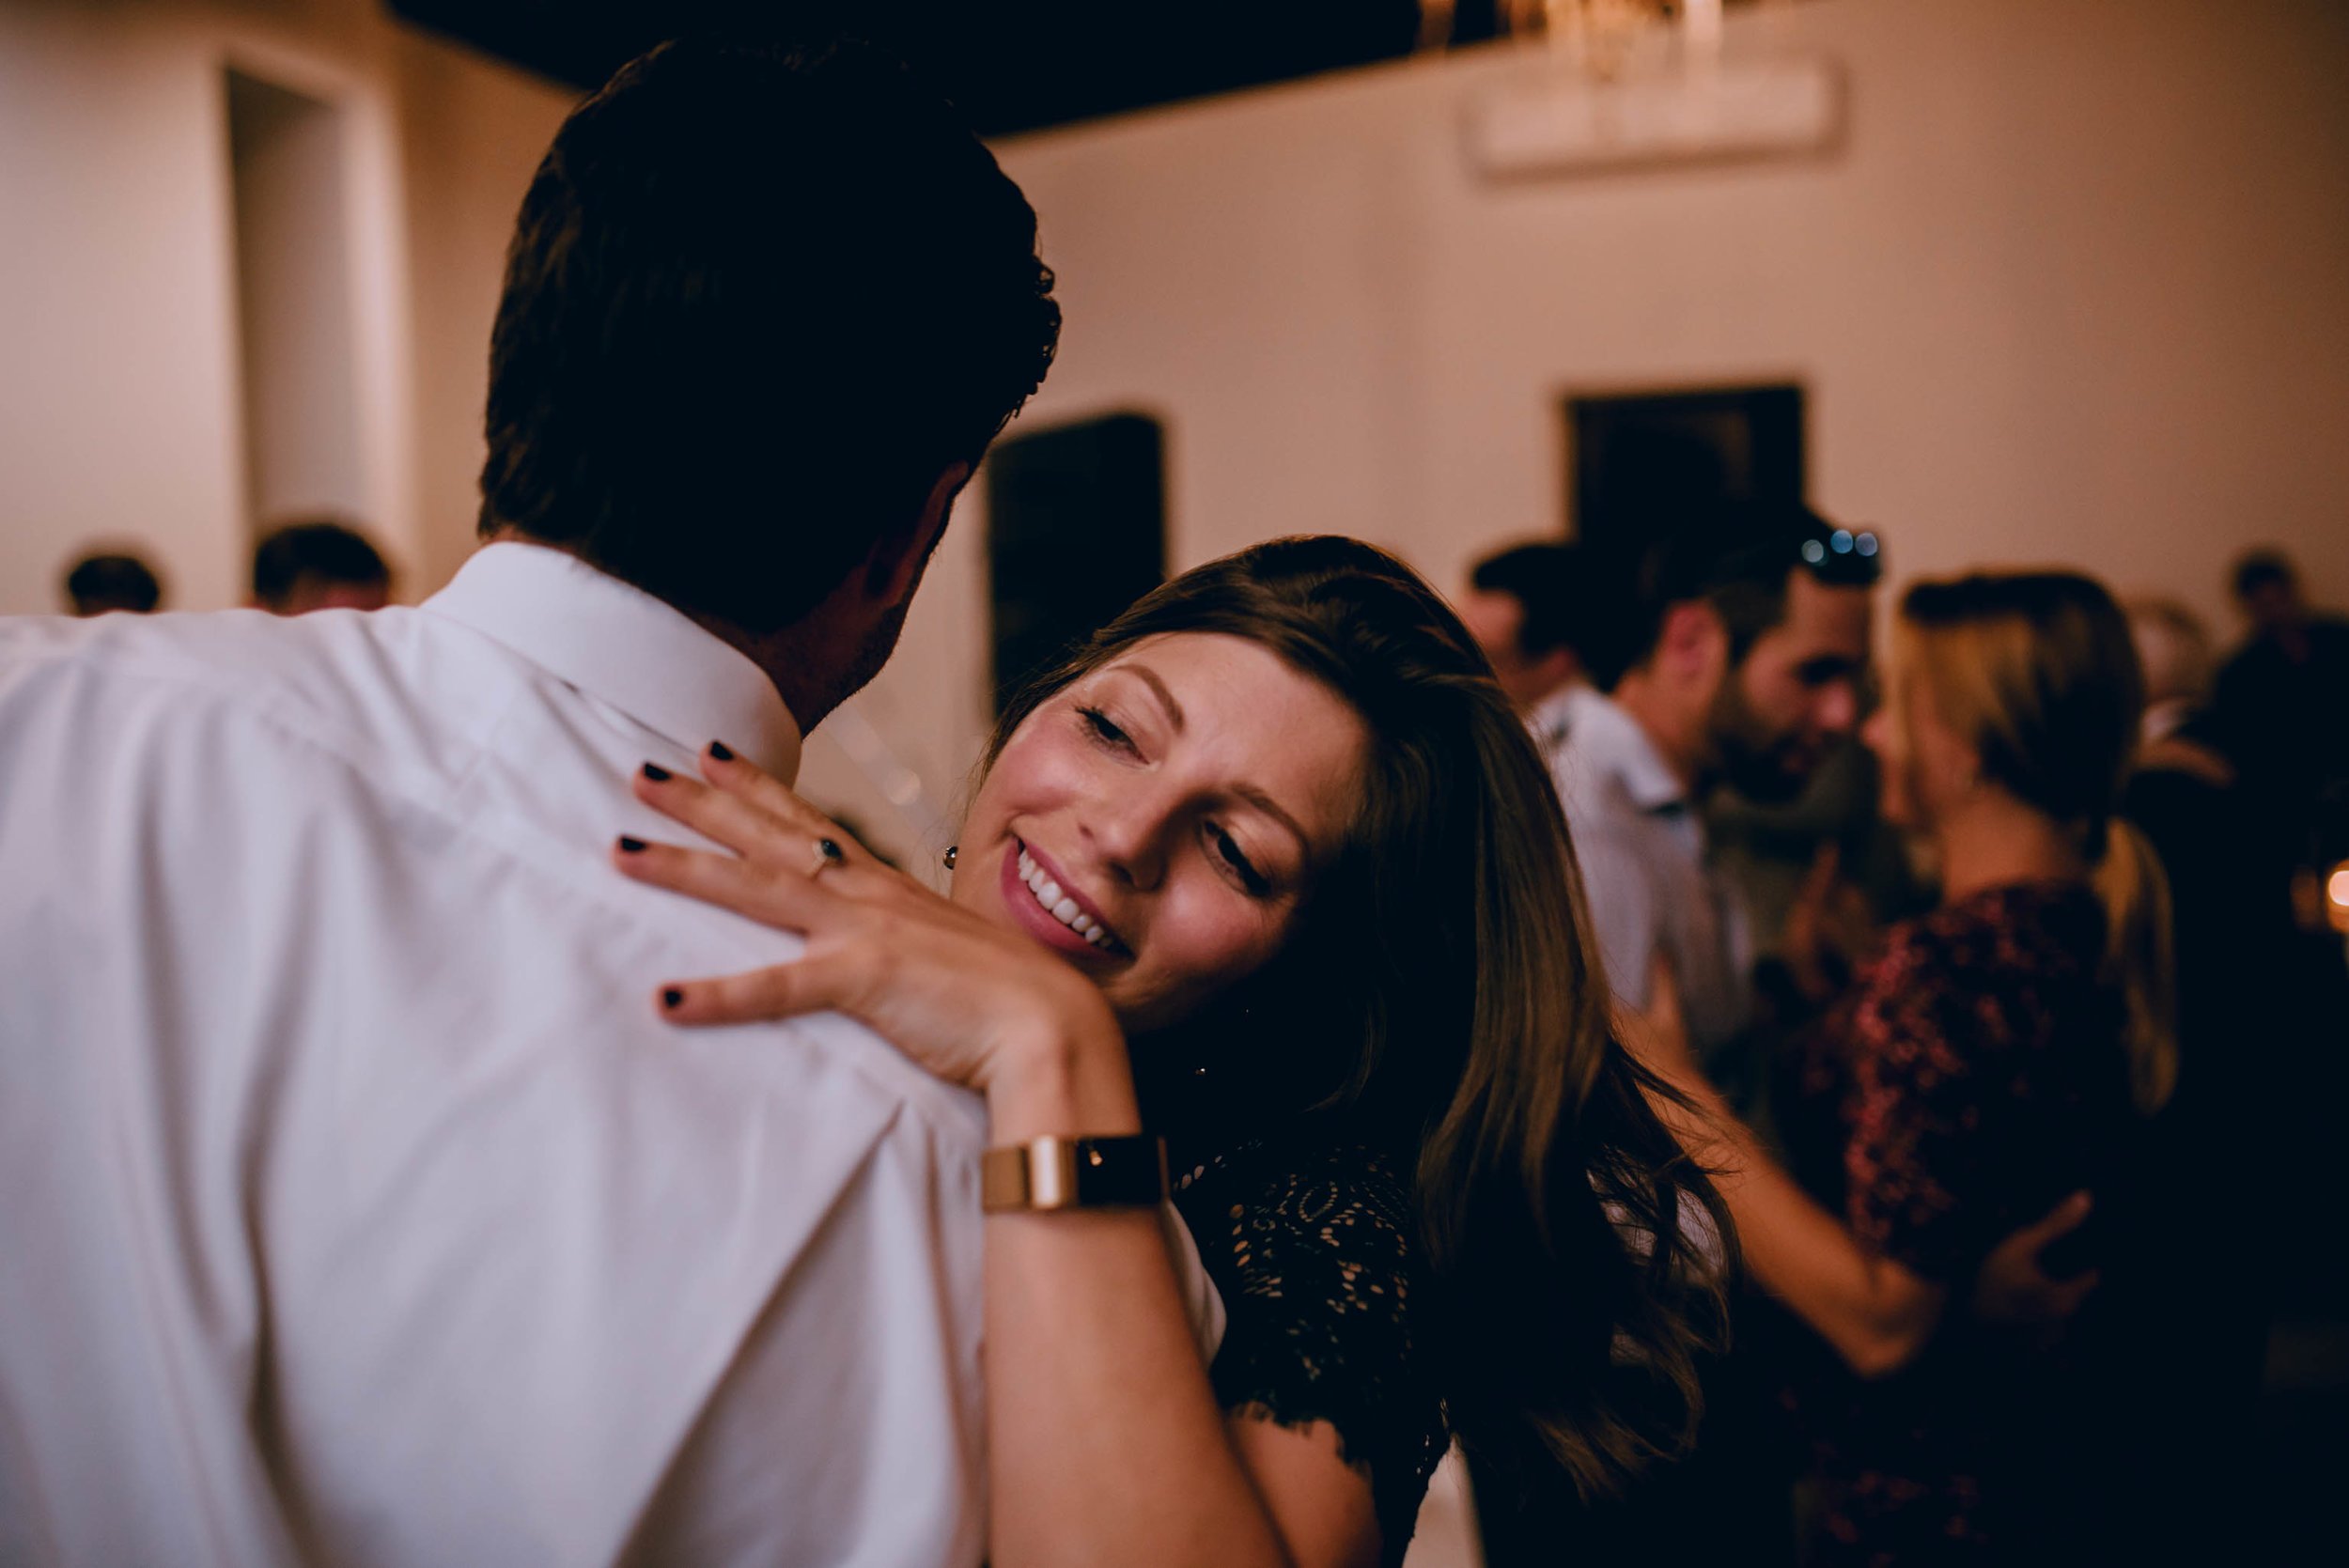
left=1626, top=570, right=2174, bottom=1564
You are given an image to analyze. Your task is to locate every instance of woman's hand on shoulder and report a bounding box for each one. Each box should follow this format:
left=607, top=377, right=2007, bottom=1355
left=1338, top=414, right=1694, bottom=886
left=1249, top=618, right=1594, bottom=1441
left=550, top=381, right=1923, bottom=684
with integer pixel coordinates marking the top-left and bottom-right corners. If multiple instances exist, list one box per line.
left=614, top=746, right=1120, bottom=1100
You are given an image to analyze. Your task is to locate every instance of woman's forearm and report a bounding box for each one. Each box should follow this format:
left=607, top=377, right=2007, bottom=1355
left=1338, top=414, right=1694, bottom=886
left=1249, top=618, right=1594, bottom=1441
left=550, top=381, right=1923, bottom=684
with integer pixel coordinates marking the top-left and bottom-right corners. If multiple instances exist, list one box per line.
left=977, top=1028, right=1310, bottom=1568
left=1655, top=1079, right=1945, bottom=1379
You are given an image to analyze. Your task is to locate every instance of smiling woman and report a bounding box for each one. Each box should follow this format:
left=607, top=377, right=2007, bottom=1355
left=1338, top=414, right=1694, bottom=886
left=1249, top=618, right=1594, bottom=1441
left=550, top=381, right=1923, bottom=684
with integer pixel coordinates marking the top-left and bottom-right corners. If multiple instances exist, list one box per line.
left=617, top=535, right=1732, bottom=1568
left=965, top=633, right=1369, bottom=1029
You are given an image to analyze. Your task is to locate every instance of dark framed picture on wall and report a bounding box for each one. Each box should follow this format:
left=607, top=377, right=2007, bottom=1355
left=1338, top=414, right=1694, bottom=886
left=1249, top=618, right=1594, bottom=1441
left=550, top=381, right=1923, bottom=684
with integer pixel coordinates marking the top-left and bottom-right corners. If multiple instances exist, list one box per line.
left=1563, top=382, right=1807, bottom=559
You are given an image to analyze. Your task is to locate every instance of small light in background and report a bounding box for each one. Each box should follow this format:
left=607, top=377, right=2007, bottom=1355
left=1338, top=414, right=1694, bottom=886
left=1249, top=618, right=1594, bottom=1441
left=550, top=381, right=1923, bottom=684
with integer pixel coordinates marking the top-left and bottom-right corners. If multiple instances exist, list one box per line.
left=2326, top=861, right=2349, bottom=936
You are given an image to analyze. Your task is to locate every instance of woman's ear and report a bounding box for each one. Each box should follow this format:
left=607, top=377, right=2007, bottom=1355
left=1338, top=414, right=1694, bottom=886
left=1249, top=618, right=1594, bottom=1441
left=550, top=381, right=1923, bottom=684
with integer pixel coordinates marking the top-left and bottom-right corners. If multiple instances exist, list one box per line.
left=863, top=460, right=972, bottom=605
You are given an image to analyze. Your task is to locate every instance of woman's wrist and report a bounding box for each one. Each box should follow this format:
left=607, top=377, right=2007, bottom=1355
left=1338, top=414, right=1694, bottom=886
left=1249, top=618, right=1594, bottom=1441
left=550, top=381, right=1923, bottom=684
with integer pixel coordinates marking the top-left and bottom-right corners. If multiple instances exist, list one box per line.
left=984, top=1003, right=1144, bottom=1144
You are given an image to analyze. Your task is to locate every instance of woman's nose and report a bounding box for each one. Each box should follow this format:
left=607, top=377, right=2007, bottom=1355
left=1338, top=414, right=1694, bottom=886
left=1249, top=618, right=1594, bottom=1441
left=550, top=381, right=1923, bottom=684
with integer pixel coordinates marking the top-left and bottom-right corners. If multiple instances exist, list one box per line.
left=1860, top=706, right=1890, bottom=753
left=1084, top=786, right=1174, bottom=893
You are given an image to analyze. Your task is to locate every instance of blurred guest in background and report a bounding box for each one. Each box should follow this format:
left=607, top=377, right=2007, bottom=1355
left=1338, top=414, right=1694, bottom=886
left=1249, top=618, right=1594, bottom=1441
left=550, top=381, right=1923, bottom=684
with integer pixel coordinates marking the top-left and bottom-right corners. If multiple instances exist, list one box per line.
left=61, top=549, right=163, bottom=615
left=251, top=519, right=394, bottom=613
left=2212, top=549, right=2349, bottom=865
left=2205, top=550, right=2349, bottom=1315
left=1458, top=539, right=1608, bottom=785
left=2122, top=598, right=2250, bottom=1069
left=1555, top=503, right=1876, bottom=1104
left=1628, top=570, right=2173, bottom=1564
left=2128, top=597, right=2229, bottom=782
left=2220, top=548, right=2349, bottom=710
left=2110, top=594, right=2279, bottom=1557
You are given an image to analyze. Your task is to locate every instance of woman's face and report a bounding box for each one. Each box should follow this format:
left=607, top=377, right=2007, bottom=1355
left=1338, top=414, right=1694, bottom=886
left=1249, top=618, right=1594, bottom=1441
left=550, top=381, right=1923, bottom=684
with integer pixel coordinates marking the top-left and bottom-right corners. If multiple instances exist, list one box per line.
left=1862, top=662, right=1978, bottom=832
left=953, top=631, right=1370, bottom=1032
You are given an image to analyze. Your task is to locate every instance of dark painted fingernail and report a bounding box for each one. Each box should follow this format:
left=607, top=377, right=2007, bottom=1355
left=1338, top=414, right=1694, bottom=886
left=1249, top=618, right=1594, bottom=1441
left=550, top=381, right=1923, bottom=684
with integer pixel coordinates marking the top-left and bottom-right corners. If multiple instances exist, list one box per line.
left=708, top=740, right=736, bottom=763
left=818, top=837, right=844, bottom=862
left=617, top=835, right=647, bottom=854
left=661, top=987, right=685, bottom=1010
left=642, top=762, right=672, bottom=783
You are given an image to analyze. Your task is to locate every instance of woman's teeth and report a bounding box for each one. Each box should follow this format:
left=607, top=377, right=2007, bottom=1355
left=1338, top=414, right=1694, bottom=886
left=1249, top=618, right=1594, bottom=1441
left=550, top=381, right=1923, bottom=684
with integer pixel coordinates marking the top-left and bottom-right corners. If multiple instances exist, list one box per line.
left=1017, top=848, right=1118, bottom=950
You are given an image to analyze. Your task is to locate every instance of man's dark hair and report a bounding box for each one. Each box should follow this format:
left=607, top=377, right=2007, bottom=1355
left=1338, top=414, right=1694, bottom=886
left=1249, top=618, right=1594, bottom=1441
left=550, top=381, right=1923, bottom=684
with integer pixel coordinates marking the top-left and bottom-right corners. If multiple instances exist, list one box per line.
left=479, top=36, right=1060, bottom=635
left=1607, top=500, right=1881, bottom=688
left=1470, top=541, right=1596, bottom=665
left=253, top=520, right=390, bottom=605
left=2231, top=549, right=2296, bottom=600
left=63, top=551, right=163, bottom=615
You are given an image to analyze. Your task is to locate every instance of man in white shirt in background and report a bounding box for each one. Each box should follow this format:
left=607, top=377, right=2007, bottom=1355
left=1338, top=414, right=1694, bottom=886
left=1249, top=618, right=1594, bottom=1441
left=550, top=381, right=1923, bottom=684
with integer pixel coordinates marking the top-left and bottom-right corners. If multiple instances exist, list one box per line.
left=1550, top=505, right=1878, bottom=1090
left=0, top=37, right=1057, bottom=1567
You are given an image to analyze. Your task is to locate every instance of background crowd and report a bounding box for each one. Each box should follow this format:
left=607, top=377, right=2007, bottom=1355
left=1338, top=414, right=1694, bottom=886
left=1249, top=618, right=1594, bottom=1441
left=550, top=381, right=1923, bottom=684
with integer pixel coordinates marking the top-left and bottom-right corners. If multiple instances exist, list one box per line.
left=1455, top=525, right=2349, bottom=1562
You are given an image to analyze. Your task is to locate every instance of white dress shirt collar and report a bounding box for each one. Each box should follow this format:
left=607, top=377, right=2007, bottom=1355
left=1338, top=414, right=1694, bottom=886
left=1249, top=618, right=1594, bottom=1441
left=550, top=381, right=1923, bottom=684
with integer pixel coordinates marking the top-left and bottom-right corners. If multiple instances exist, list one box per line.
left=1526, top=680, right=1601, bottom=754
left=1570, top=691, right=1688, bottom=816
left=424, top=542, right=803, bottom=783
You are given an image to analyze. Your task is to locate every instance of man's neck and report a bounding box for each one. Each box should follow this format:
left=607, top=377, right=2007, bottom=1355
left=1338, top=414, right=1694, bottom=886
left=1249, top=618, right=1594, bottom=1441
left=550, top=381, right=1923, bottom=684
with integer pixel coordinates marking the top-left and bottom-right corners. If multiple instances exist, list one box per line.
left=1608, top=671, right=1707, bottom=795
left=483, top=529, right=837, bottom=729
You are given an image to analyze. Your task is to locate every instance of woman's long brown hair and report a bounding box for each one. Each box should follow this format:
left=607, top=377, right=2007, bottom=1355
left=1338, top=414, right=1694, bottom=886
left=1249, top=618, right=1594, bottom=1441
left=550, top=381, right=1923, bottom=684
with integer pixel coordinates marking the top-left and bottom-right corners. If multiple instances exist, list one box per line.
left=987, top=536, right=1733, bottom=1499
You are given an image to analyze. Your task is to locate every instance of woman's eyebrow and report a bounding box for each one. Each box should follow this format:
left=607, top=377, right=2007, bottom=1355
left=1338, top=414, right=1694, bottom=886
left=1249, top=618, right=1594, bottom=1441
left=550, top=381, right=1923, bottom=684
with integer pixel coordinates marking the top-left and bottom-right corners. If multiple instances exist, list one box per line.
left=1233, top=784, right=1311, bottom=858
left=1109, top=663, right=1186, bottom=732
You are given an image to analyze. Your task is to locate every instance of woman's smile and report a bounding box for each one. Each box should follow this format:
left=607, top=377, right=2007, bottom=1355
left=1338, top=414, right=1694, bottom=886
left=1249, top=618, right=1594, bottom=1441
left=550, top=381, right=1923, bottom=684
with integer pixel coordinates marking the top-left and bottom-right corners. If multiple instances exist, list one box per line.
left=1001, top=836, right=1128, bottom=957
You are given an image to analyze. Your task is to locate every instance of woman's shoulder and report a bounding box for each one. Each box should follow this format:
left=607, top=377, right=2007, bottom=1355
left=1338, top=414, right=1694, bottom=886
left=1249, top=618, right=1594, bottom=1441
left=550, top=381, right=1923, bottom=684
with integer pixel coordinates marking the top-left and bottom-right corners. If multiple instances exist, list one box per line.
left=1172, top=1135, right=1444, bottom=1560
left=1840, top=880, right=2114, bottom=1080
left=1870, top=879, right=2105, bottom=987
left=1173, top=1138, right=1419, bottom=1312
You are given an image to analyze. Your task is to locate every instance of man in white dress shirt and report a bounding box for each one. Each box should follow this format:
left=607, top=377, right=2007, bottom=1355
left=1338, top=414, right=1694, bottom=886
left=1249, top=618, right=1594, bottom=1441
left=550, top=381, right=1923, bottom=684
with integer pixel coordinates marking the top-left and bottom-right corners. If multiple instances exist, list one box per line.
left=1548, top=505, right=1878, bottom=1090
left=0, top=38, right=1058, bottom=1567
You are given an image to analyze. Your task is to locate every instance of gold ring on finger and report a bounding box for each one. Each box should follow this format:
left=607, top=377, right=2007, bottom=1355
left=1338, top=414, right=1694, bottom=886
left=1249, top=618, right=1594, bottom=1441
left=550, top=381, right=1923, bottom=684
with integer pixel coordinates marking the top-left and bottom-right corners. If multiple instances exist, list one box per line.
left=808, top=837, right=846, bottom=880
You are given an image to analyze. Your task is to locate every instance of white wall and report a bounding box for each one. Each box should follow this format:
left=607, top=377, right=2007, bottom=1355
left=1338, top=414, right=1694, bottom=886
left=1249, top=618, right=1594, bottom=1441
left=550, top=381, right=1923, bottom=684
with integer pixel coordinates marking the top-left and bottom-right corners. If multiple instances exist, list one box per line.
left=826, top=0, right=2349, bottom=852
left=227, top=68, right=366, bottom=530
left=3, top=0, right=2343, bottom=862
left=0, top=0, right=570, bottom=613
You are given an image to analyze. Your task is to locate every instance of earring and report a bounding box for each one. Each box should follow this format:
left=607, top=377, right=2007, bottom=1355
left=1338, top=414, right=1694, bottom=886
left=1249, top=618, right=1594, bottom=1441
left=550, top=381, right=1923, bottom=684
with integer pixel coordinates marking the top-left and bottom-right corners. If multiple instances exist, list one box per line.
left=942, top=844, right=958, bottom=871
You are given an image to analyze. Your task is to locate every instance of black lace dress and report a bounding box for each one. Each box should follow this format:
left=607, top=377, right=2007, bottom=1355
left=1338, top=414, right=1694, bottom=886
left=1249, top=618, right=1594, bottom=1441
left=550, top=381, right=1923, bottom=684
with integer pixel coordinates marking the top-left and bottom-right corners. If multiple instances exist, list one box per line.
left=1169, top=1138, right=1450, bottom=1568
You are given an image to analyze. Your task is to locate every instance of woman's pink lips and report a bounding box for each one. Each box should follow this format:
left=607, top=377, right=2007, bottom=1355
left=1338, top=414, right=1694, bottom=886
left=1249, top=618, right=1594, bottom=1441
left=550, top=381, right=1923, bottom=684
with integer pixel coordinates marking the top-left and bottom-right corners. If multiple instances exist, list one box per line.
left=1001, top=837, right=1123, bottom=961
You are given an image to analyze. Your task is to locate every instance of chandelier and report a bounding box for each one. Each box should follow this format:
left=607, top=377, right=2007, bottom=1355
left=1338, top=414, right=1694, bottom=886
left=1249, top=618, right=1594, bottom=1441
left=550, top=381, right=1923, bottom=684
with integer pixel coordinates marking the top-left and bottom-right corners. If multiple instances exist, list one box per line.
left=1423, top=1, right=1729, bottom=81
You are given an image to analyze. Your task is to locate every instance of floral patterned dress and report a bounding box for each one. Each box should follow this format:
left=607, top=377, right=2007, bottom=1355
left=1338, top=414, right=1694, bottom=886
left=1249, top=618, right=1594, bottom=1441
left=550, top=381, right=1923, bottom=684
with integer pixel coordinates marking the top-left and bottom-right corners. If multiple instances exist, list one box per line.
left=1778, top=880, right=2138, bottom=1565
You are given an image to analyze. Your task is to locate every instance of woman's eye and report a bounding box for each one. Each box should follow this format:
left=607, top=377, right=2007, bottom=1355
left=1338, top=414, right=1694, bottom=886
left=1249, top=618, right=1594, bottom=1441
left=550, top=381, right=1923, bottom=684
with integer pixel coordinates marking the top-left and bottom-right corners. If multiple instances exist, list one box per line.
left=1212, top=828, right=1272, bottom=898
left=1079, top=706, right=1133, bottom=750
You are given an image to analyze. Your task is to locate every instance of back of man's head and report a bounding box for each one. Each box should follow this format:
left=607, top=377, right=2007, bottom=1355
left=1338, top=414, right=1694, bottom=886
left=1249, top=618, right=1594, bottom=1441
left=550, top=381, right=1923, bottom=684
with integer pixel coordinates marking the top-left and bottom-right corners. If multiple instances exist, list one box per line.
left=253, top=520, right=393, bottom=613
left=1465, top=540, right=1611, bottom=707
left=1470, top=541, right=1591, bottom=663
left=64, top=551, right=164, bottom=616
left=2231, top=549, right=2296, bottom=603
left=1609, top=500, right=1881, bottom=688
left=479, top=37, right=1059, bottom=637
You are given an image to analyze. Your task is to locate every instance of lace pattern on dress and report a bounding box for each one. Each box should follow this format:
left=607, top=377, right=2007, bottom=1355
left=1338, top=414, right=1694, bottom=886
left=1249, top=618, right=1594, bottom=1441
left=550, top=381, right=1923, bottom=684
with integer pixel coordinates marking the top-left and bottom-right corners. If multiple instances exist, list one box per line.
left=1171, top=1140, right=1448, bottom=1568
